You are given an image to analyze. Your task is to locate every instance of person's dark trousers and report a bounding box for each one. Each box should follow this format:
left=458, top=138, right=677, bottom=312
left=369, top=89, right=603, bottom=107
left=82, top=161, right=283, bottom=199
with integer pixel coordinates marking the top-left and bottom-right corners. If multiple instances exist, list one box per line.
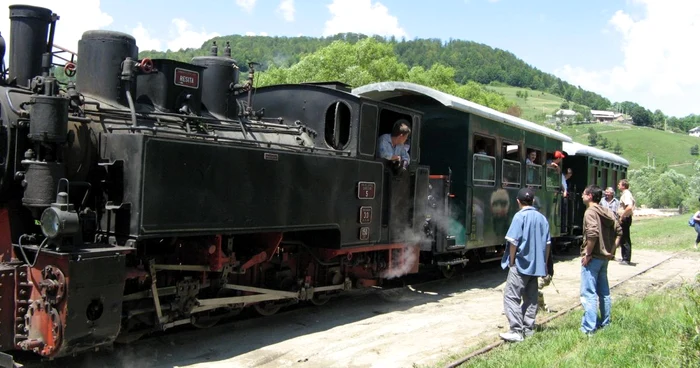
left=620, top=216, right=632, bottom=262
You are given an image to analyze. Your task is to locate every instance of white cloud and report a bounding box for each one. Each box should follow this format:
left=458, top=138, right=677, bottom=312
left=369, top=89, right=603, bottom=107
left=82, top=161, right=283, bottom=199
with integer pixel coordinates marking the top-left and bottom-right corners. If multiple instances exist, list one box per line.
left=555, top=0, right=700, bottom=116
left=236, top=0, right=257, bottom=13
left=131, top=23, right=162, bottom=51
left=131, top=18, right=219, bottom=52
left=244, top=31, right=268, bottom=37
left=276, top=0, right=295, bottom=22
left=322, top=0, right=407, bottom=38
left=0, top=0, right=112, bottom=57
left=165, top=18, right=220, bottom=51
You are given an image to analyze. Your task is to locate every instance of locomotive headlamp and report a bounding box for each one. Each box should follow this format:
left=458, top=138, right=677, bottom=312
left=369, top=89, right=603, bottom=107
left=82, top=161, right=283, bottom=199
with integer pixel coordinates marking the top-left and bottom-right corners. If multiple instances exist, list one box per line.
left=40, top=191, right=80, bottom=239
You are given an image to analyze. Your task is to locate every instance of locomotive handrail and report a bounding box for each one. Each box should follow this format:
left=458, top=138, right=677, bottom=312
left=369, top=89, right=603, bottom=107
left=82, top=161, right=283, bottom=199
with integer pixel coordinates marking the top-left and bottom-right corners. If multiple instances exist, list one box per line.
left=103, top=126, right=352, bottom=155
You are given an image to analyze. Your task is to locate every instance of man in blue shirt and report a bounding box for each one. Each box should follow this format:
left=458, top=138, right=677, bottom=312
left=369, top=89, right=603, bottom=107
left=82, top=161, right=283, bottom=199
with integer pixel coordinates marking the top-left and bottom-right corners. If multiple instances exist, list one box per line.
left=377, top=120, right=411, bottom=169
left=499, top=187, right=551, bottom=342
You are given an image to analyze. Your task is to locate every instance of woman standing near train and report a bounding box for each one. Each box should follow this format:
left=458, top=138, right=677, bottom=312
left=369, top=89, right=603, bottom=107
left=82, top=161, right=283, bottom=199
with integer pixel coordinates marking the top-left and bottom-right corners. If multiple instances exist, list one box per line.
left=692, top=197, right=700, bottom=249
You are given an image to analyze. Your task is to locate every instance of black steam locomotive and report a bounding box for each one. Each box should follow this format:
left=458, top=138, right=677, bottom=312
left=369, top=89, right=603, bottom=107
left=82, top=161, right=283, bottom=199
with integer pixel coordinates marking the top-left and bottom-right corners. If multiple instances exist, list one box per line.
left=0, top=4, right=629, bottom=364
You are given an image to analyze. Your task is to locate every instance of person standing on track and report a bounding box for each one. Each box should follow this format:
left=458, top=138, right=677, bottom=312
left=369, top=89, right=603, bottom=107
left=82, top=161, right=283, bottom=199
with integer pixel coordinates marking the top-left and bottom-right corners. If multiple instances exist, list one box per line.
left=499, top=187, right=551, bottom=342
left=580, top=185, right=622, bottom=335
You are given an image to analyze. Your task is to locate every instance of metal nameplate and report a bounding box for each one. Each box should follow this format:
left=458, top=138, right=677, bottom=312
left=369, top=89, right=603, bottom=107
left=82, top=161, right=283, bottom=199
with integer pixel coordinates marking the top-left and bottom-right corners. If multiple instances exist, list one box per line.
left=174, top=68, right=200, bottom=89
left=357, top=181, right=375, bottom=199
left=359, top=206, right=372, bottom=224
left=359, top=226, right=370, bottom=241
left=264, top=153, right=279, bottom=161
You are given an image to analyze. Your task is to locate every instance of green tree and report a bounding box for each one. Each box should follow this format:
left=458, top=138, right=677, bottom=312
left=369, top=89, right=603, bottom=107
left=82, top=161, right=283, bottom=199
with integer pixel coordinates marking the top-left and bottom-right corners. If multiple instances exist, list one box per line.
left=614, top=140, right=623, bottom=154
left=691, top=144, right=699, bottom=156
left=560, top=101, right=570, bottom=109
left=587, top=127, right=598, bottom=146
left=631, top=106, right=653, bottom=126
left=600, top=136, right=610, bottom=149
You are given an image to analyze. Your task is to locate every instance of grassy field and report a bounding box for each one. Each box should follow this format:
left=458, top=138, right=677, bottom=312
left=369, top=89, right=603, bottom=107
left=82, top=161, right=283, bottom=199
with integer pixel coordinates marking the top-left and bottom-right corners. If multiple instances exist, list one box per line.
left=448, top=288, right=698, bottom=367
left=424, top=215, right=700, bottom=368
left=484, top=85, right=566, bottom=123
left=559, top=123, right=700, bottom=176
left=634, top=215, right=698, bottom=251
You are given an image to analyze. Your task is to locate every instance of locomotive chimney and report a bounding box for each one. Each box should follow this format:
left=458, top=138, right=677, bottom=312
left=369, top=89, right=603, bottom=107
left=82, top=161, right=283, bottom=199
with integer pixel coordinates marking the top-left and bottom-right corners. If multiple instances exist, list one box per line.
left=210, top=41, right=218, bottom=56
left=8, top=5, right=54, bottom=87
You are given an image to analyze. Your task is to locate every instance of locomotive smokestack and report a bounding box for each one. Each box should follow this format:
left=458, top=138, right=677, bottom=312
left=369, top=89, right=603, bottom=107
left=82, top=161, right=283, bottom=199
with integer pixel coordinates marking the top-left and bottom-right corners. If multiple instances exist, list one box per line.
left=210, top=41, right=218, bottom=56
left=8, top=5, right=54, bottom=87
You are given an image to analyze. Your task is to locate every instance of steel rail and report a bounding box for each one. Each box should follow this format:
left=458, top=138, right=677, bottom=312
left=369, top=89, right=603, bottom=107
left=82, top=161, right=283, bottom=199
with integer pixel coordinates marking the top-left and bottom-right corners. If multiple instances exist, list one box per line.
left=444, top=252, right=682, bottom=368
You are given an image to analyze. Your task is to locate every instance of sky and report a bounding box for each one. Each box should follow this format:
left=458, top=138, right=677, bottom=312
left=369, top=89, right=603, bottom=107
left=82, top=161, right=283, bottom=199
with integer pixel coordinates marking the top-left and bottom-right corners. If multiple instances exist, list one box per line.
left=0, top=0, right=698, bottom=118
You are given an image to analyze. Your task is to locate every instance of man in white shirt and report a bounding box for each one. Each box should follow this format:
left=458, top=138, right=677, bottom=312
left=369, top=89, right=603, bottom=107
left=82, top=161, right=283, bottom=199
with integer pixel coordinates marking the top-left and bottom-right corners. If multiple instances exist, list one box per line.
left=616, top=179, right=635, bottom=265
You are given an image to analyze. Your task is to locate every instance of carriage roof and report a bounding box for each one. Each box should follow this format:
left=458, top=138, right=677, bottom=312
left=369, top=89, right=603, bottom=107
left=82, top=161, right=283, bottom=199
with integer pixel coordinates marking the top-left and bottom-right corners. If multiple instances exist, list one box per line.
left=562, top=141, right=629, bottom=166
left=353, top=81, right=573, bottom=143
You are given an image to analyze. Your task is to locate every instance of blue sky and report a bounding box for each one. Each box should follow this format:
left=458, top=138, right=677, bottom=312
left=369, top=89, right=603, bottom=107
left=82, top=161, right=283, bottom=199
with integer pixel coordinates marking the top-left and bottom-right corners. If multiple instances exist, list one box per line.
left=1, top=0, right=698, bottom=118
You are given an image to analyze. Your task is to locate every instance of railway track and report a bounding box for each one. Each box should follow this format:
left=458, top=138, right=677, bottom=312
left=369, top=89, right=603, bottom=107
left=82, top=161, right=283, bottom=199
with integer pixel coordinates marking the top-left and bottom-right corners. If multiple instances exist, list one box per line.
left=444, top=252, right=682, bottom=368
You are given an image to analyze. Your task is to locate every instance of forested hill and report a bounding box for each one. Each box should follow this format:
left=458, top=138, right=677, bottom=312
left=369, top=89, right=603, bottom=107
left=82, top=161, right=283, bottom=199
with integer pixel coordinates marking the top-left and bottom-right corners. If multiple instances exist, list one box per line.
left=139, top=33, right=611, bottom=110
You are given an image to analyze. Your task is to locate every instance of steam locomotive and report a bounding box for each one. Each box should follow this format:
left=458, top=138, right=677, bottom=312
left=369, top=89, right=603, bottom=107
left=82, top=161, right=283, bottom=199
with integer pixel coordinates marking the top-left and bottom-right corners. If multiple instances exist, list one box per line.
left=0, top=4, right=629, bottom=364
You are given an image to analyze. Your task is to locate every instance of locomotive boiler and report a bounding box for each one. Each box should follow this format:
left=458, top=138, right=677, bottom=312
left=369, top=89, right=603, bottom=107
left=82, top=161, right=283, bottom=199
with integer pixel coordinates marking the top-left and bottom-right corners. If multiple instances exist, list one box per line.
left=0, top=4, right=439, bottom=362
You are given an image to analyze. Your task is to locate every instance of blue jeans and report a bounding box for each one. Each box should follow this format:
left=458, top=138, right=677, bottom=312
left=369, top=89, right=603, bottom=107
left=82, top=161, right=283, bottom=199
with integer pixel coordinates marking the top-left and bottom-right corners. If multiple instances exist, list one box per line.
left=580, top=257, right=611, bottom=333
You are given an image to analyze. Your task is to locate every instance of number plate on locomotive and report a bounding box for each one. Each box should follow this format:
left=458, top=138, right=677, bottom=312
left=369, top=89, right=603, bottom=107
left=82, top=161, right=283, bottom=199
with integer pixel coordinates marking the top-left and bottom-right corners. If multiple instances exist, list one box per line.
left=174, top=68, right=200, bottom=89
left=359, top=227, right=370, bottom=241
left=357, top=181, right=375, bottom=199
left=359, top=206, right=372, bottom=224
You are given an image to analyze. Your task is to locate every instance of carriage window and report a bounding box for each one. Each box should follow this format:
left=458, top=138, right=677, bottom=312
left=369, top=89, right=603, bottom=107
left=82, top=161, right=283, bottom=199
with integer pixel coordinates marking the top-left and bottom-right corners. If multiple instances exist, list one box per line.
left=473, top=135, right=496, bottom=187
left=589, top=166, right=597, bottom=186
left=525, top=148, right=542, bottom=187
left=473, top=155, right=495, bottom=186
left=546, top=166, right=560, bottom=191
left=502, top=142, right=520, bottom=161
left=324, top=101, right=351, bottom=149
left=502, top=160, right=521, bottom=188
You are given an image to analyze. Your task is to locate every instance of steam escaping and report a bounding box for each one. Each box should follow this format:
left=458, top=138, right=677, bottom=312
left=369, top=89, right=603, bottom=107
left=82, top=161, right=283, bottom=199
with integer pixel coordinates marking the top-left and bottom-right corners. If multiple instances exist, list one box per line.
left=380, top=242, right=419, bottom=280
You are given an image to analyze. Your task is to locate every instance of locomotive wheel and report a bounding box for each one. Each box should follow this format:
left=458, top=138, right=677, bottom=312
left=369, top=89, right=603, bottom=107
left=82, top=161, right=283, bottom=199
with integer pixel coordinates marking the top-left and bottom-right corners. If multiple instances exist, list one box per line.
left=309, top=293, right=331, bottom=306
left=254, top=302, right=281, bottom=316
left=191, top=311, right=224, bottom=329
left=440, top=265, right=457, bottom=279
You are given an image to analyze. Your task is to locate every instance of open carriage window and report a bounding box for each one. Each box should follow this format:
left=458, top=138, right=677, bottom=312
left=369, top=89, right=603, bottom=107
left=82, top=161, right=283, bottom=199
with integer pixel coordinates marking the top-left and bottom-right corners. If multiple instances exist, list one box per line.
left=502, top=141, right=521, bottom=188
left=473, top=135, right=496, bottom=186
left=526, top=148, right=542, bottom=187
left=546, top=166, right=560, bottom=191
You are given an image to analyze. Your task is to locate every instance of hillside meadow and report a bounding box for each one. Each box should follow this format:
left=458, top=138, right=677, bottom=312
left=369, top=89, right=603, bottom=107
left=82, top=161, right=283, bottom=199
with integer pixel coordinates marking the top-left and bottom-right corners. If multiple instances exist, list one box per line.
left=485, top=84, right=567, bottom=123
left=558, top=122, right=700, bottom=176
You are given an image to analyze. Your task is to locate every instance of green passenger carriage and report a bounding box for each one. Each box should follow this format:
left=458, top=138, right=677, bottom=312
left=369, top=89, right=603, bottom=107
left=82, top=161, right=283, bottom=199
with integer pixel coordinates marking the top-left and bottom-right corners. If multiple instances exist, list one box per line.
left=354, top=82, right=575, bottom=263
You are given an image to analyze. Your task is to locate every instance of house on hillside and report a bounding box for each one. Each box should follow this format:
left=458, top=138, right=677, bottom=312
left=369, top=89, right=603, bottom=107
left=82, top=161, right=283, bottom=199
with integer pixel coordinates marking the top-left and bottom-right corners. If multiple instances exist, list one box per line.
left=591, top=110, right=616, bottom=122
left=689, top=126, right=700, bottom=137
left=555, top=109, right=577, bottom=123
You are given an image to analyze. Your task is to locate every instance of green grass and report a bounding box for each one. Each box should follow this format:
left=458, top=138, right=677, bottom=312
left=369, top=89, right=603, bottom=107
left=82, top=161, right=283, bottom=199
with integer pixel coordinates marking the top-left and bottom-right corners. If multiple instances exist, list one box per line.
left=559, top=122, right=700, bottom=176
left=633, top=215, right=699, bottom=252
left=423, top=215, right=700, bottom=368
left=484, top=85, right=566, bottom=123
left=450, top=290, right=695, bottom=368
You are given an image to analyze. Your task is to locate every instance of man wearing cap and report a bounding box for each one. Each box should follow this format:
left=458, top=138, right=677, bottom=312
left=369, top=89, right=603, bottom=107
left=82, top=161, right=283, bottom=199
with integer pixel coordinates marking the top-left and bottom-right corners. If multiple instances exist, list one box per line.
left=377, top=120, right=411, bottom=170
left=499, top=187, right=551, bottom=342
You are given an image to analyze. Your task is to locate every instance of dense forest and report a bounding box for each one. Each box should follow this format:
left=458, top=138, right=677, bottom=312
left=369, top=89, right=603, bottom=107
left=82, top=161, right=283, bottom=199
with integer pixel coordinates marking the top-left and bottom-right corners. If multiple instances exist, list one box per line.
left=139, top=33, right=612, bottom=108
left=134, top=32, right=698, bottom=133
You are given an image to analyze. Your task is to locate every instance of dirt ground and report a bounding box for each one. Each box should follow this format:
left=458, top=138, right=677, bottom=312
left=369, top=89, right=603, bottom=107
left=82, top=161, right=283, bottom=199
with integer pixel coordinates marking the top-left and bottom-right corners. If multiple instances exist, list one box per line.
left=20, top=249, right=700, bottom=368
